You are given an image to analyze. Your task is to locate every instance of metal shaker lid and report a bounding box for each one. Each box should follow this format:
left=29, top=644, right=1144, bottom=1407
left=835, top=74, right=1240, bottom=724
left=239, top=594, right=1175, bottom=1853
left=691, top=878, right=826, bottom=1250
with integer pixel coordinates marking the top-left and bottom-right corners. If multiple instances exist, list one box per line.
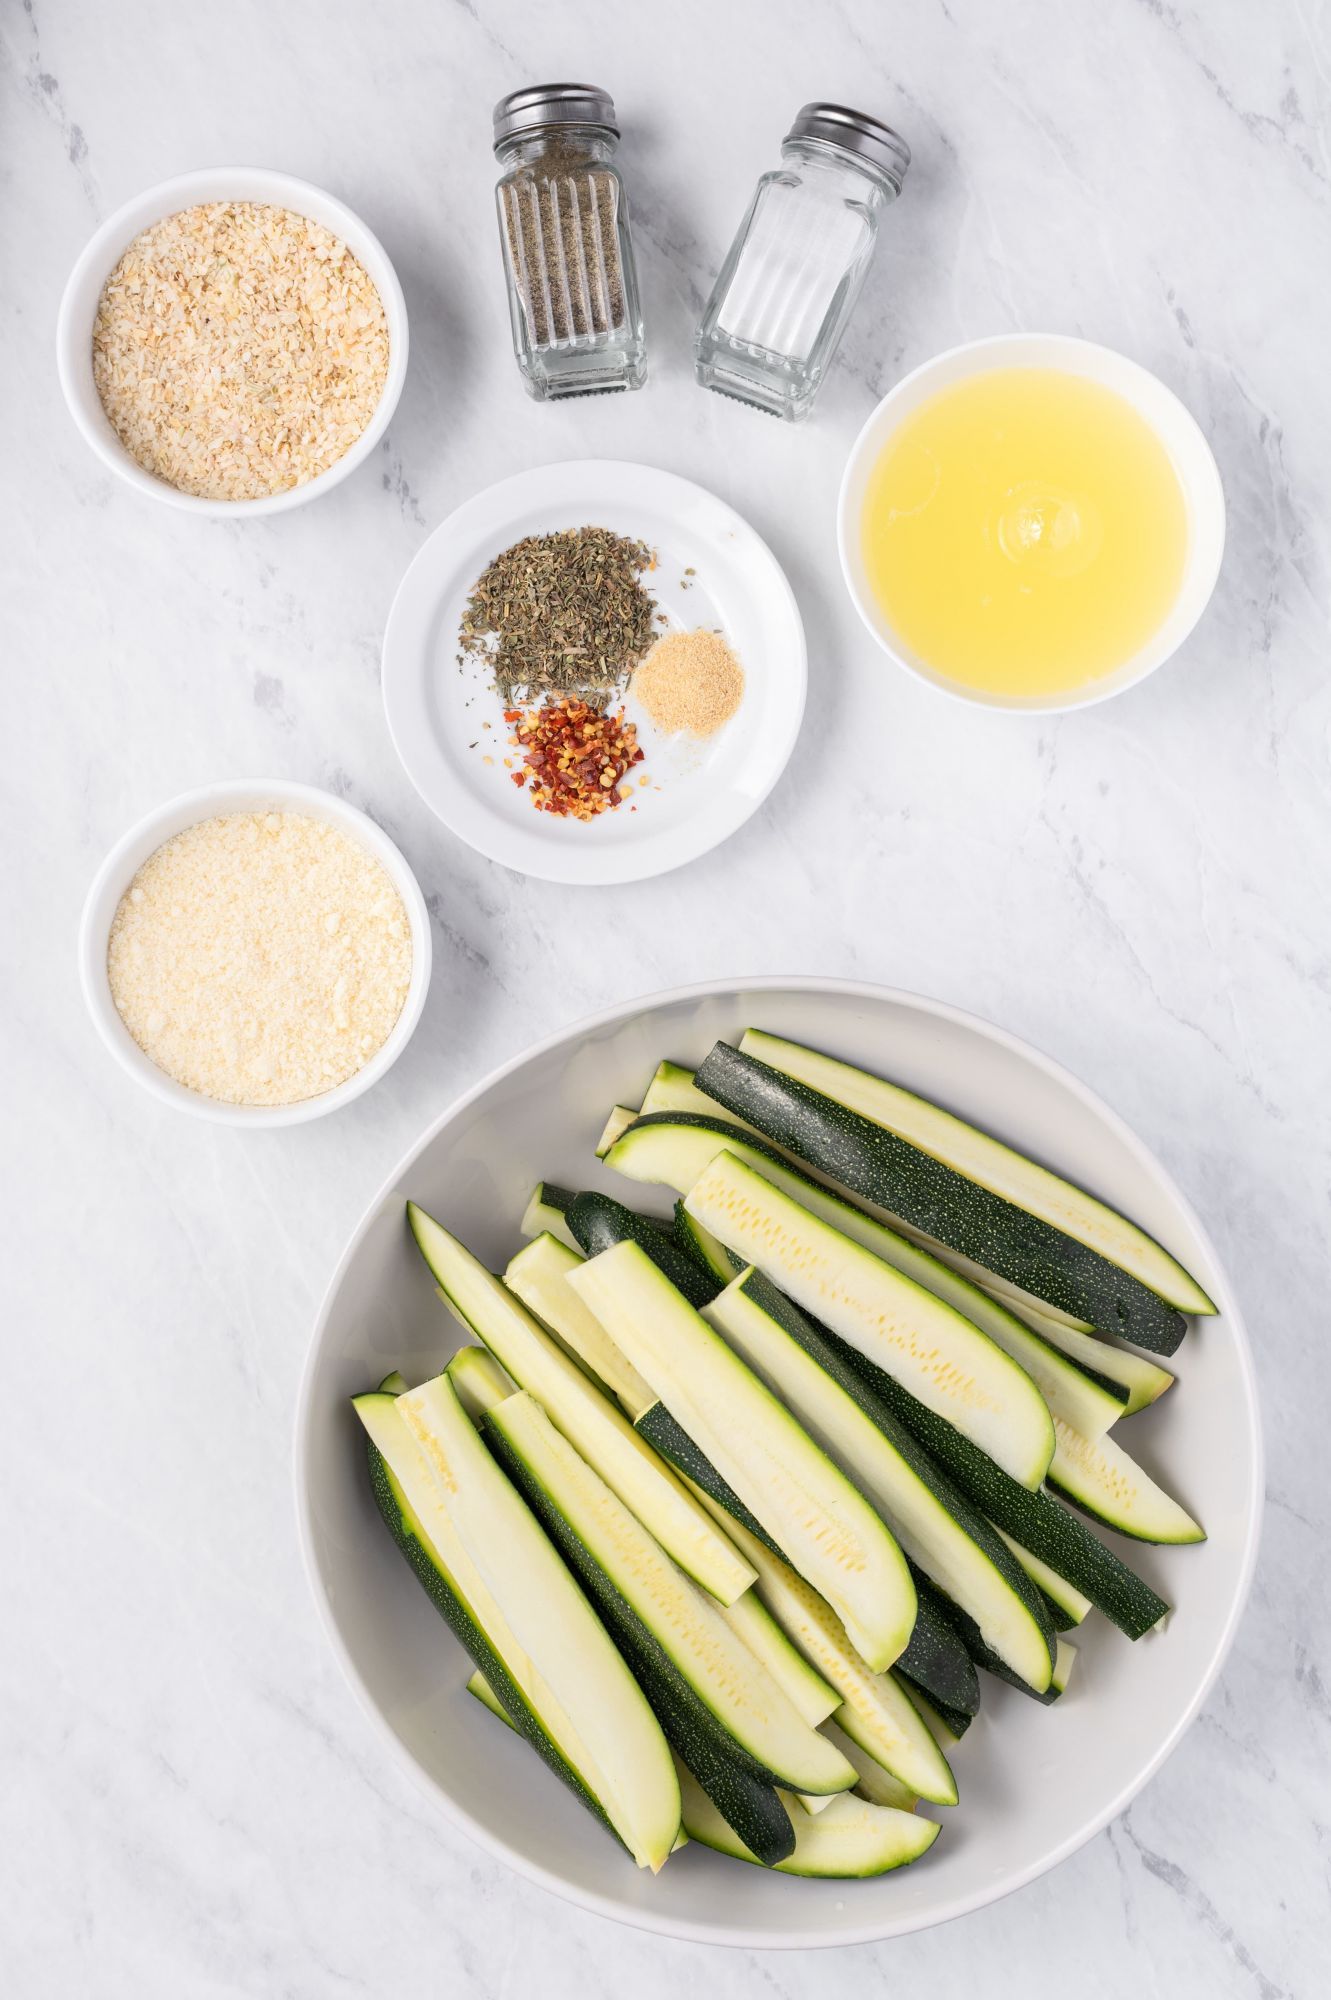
left=785, top=103, right=910, bottom=190
left=493, top=83, right=619, bottom=147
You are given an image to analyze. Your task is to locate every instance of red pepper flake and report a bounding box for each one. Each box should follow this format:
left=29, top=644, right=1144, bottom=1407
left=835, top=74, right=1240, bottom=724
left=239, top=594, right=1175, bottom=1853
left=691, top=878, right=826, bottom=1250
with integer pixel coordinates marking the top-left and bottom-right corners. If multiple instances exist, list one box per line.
left=511, top=698, right=646, bottom=820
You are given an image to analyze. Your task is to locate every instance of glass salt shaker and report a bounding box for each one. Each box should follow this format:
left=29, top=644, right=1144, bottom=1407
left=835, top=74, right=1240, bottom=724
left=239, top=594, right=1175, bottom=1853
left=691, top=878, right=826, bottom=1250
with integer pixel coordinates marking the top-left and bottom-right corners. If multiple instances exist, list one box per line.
left=492, top=83, right=647, bottom=400
left=695, top=103, right=910, bottom=422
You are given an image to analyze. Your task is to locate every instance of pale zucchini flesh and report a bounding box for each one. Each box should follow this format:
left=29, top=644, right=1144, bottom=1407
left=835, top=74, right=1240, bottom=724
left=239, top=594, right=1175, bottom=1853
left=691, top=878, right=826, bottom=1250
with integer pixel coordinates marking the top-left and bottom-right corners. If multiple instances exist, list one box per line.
left=505, top=1231, right=657, bottom=1420
left=1005, top=1300, right=1176, bottom=1415
left=488, top=1392, right=856, bottom=1798
left=408, top=1205, right=755, bottom=1604
left=739, top=1029, right=1217, bottom=1317
left=703, top=1265, right=1055, bottom=1693
left=519, top=1182, right=580, bottom=1253
left=820, top=1717, right=918, bottom=1811
left=629, top=1089, right=1125, bottom=1438
left=675, top=1758, right=938, bottom=1877
left=376, top=1377, right=681, bottom=1870
left=995, top=1528, right=1093, bottom=1627
left=720, top=1590, right=841, bottom=1727
left=1050, top=1419, right=1205, bottom=1544
left=695, top=1499, right=958, bottom=1807
left=567, top=1239, right=919, bottom=1675
left=682, top=1149, right=1056, bottom=1489
left=596, top=1107, right=639, bottom=1159
left=445, top=1345, right=514, bottom=1421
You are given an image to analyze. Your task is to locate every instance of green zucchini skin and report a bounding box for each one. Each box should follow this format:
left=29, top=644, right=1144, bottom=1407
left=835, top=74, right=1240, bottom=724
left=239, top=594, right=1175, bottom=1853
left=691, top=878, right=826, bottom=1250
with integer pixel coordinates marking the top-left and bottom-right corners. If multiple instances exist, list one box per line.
left=641, top=1378, right=981, bottom=1718
left=910, top=1565, right=1062, bottom=1704
left=634, top=1402, right=786, bottom=1559
left=673, top=1199, right=744, bottom=1285
left=486, top=1422, right=796, bottom=1866
left=819, top=1329, right=1170, bottom=1639
left=361, top=1431, right=615, bottom=1840
left=567, top=1191, right=718, bottom=1310
left=706, top=1266, right=1053, bottom=1689
left=694, top=1042, right=1188, bottom=1356
left=903, top=1685, right=975, bottom=1741
left=902, top=1570, right=982, bottom=1717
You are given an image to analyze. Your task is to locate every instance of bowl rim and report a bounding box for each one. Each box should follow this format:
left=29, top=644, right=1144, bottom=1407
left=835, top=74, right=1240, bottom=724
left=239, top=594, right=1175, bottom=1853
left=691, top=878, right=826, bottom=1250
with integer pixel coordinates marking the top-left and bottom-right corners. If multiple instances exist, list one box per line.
left=836, top=332, right=1227, bottom=715
left=292, top=973, right=1263, bottom=1946
left=55, top=165, right=409, bottom=517
left=78, top=777, right=432, bottom=1127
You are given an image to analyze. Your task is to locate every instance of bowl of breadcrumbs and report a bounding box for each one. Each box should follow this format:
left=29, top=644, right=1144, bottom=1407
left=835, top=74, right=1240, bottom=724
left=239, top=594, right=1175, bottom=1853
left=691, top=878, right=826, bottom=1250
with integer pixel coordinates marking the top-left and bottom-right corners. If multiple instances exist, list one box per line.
left=80, top=780, right=432, bottom=1126
left=57, top=168, right=408, bottom=514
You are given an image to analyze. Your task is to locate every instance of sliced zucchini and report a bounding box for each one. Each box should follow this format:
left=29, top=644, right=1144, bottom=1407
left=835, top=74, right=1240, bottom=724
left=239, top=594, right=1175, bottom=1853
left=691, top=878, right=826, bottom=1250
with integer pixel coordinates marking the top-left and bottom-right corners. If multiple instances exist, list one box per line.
left=676, top=1758, right=937, bottom=1877
left=377, top=1369, right=410, bottom=1394
left=363, top=1380, right=680, bottom=1870
left=487, top=1394, right=851, bottom=1860
left=596, top=1106, right=638, bottom=1159
left=519, top=1181, right=580, bottom=1253
left=965, top=1627, right=1079, bottom=1705
left=696, top=1040, right=1191, bottom=1355
left=995, top=1529, right=1092, bottom=1628
left=683, top=1149, right=1056, bottom=1489
left=631, top=1088, right=1127, bottom=1432
left=695, top=1499, right=958, bottom=1806
left=444, top=1345, right=514, bottom=1421
left=820, top=1325, right=1171, bottom=1639
left=567, top=1190, right=717, bottom=1309
left=610, top=1111, right=1121, bottom=1439
left=635, top=1400, right=784, bottom=1558
left=1006, top=1301, right=1176, bottom=1415
left=407, top=1205, right=754, bottom=1605
left=737, top=1029, right=1217, bottom=1318
left=568, top=1241, right=918, bottom=1674
left=357, top=1393, right=607, bottom=1827
left=907, top=1687, right=973, bottom=1747
left=720, top=1592, right=840, bottom=1727
left=673, top=1200, right=742, bottom=1286
left=821, top=1718, right=917, bottom=1810
left=505, top=1232, right=656, bottom=1420
left=642, top=1059, right=736, bottom=1120
left=466, top=1666, right=516, bottom=1729
left=702, top=1266, right=1047, bottom=1693
left=1050, top=1419, right=1204, bottom=1544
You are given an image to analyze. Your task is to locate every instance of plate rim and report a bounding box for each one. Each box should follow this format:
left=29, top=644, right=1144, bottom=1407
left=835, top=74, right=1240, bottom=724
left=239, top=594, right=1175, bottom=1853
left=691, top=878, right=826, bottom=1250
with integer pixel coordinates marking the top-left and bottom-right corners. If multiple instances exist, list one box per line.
left=293, top=975, right=1263, bottom=1948
left=381, top=458, right=808, bottom=886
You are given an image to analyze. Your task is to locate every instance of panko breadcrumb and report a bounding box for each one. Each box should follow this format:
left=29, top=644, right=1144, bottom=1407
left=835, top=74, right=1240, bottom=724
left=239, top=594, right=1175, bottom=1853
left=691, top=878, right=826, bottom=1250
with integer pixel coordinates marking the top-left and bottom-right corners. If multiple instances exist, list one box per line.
left=92, top=201, right=389, bottom=502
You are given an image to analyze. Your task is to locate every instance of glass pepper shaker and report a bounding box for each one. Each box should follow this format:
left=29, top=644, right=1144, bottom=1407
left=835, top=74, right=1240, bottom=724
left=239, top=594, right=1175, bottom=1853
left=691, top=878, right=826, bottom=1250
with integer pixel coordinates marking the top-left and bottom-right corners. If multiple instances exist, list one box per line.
left=695, top=103, right=910, bottom=422
left=492, top=83, right=647, bottom=400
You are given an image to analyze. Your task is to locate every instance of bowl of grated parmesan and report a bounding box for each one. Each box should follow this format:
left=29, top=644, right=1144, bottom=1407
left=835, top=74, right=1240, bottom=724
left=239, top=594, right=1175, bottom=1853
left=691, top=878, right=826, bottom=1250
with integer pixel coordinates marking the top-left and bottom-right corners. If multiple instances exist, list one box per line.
left=57, top=168, right=408, bottom=515
left=79, top=780, right=432, bottom=1126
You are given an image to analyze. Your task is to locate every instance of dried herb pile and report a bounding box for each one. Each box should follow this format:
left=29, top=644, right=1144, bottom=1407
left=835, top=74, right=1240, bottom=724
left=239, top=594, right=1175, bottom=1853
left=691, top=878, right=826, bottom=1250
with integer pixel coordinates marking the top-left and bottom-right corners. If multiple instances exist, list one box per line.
left=459, top=525, right=661, bottom=708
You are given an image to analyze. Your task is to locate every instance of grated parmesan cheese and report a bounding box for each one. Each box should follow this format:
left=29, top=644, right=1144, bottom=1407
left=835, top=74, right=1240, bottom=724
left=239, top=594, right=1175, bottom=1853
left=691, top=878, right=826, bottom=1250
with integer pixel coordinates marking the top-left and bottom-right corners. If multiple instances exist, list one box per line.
left=107, top=812, right=412, bottom=1106
left=92, top=201, right=390, bottom=502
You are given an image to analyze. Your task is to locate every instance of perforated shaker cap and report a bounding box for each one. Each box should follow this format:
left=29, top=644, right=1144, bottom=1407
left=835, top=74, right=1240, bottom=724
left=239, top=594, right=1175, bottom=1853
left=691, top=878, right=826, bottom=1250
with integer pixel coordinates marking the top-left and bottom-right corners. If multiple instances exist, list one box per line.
left=493, top=83, right=619, bottom=147
left=785, top=103, right=910, bottom=190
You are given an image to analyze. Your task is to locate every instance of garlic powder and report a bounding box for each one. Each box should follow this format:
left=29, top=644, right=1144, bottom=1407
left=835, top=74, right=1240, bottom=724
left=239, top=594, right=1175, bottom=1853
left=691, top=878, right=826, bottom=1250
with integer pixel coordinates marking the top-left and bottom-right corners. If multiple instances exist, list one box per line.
left=107, top=812, right=412, bottom=1106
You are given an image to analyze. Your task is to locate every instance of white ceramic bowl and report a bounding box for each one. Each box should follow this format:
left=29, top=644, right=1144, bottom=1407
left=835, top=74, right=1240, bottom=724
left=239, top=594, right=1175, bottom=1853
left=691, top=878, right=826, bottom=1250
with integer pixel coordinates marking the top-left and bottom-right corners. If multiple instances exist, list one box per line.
left=838, top=334, right=1226, bottom=713
left=79, top=779, right=432, bottom=1127
left=56, top=167, right=409, bottom=516
left=295, top=977, right=1261, bottom=1946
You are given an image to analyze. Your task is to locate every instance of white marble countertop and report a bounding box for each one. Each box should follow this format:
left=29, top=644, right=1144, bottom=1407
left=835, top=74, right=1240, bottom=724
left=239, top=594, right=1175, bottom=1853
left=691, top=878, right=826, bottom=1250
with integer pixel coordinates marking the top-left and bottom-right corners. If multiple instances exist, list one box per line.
left=5, top=0, right=1328, bottom=1991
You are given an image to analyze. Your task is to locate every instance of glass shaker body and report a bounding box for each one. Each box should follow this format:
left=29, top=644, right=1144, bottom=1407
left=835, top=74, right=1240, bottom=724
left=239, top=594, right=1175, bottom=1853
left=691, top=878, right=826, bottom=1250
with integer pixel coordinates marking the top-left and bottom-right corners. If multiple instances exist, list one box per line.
left=696, top=132, right=903, bottom=422
left=495, top=123, right=646, bottom=400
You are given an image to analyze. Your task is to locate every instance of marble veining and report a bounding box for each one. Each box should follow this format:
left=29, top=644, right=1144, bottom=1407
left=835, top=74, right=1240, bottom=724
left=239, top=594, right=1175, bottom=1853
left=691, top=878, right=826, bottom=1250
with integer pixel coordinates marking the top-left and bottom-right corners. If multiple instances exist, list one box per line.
left=3, top=0, right=1328, bottom=1992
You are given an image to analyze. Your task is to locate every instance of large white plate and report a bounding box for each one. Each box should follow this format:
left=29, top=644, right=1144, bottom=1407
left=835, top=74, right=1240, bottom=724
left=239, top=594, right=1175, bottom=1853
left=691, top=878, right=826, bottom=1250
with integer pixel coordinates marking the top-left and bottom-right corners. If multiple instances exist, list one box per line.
left=294, top=979, right=1261, bottom=1948
left=381, top=462, right=806, bottom=884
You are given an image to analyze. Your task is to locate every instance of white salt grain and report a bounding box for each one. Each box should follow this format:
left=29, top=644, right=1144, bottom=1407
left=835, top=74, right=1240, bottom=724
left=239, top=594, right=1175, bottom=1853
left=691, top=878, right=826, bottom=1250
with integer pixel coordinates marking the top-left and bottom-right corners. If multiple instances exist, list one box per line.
left=107, top=811, right=412, bottom=1107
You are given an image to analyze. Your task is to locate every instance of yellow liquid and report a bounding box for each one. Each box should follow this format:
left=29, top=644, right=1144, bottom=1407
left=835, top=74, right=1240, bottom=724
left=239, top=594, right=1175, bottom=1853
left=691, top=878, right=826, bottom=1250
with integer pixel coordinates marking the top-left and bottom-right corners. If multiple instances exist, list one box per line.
left=861, top=369, right=1189, bottom=698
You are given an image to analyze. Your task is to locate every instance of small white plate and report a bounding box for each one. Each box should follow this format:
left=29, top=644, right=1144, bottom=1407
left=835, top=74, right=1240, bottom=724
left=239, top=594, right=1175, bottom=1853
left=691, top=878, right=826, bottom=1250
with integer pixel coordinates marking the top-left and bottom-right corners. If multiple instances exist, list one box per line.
left=382, top=461, right=806, bottom=884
